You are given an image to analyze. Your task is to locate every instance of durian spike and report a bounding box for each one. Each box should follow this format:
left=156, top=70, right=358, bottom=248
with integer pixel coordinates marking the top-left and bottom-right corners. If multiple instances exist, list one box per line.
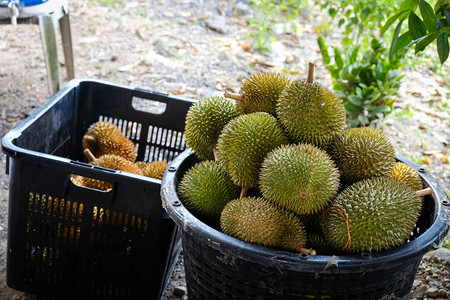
left=296, top=246, right=317, bottom=256
left=416, top=187, right=432, bottom=197
left=240, top=186, right=249, bottom=198
left=84, top=149, right=96, bottom=162
left=213, top=146, right=218, bottom=162
left=224, top=91, right=244, bottom=102
left=307, top=62, right=315, bottom=84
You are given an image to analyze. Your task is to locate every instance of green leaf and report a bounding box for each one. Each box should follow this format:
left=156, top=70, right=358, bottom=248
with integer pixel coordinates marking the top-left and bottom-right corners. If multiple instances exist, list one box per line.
left=381, top=10, right=409, bottom=36
left=437, top=31, right=449, bottom=64
left=414, top=32, right=438, bottom=53
left=338, top=18, right=345, bottom=27
left=373, top=106, right=392, bottom=113
left=334, top=47, right=344, bottom=69
left=440, top=27, right=450, bottom=35
left=409, top=12, right=428, bottom=39
left=390, top=18, right=405, bottom=60
left=317, top=36, right=331, bottom=65
left=358, top=114, right=369, bottom=126
left=393, top=31, right=413, bottom=56
left=348, top=95, right=363, bottom=107
left=400, top=0, right=419, bottom=11
left=419, top=0, right=437, bottom=32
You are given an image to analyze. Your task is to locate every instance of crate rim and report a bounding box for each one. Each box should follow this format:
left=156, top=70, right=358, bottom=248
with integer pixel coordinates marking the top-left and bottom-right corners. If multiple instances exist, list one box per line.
left=1, top=78, right=196, bottom=185
left=161, top=149, right=450, bottom=273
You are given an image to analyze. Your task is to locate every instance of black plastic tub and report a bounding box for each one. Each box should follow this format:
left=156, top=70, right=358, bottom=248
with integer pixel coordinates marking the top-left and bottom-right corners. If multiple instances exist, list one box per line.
left=1, top=79, right=195, bottom=300
left=161, top=150, right=450, bottom=300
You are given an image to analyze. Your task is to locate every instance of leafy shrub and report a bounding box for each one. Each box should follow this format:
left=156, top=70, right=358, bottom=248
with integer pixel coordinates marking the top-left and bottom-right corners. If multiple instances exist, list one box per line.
left=382, top=0, right=450, bottom=64
left=318, top=36, right=404, bottom=128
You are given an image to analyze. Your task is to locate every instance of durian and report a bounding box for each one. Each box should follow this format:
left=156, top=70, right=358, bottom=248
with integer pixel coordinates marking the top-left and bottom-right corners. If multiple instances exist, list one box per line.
left=184, top=96, right=238, bottom=160
left=136, top=160, right=169, bottom=179
left=82, top=121, right=136, bottom=162
left=327, top=126, right=396, bottom=184
left=259, top=143, right=340, bottom=215
left=307, top=233, right=332, bottom=255
left=224, top=72, right=291, bottom=116
left=220, top=197, right=313, bottom=253
left=390, top=162, right=422, bottom=191
left=322, top=177, right=422, bottom=253
left=216, top=112, right=288, bottom=196
left=80, top=150, right=143, bottom=191
left=178, top=160, right=240, bottom=221
left=276, top=63, right=346, bottom=148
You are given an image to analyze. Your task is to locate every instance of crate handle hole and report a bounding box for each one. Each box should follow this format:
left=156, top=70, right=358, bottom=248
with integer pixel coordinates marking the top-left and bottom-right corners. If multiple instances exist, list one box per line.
left=132, top=97, right=167, bottom=115
left=70, top=174, right=113, bottom=193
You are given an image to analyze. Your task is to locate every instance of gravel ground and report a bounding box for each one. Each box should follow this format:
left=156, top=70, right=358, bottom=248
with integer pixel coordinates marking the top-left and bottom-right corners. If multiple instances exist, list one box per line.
left=0, top=1, right=449, bottom=299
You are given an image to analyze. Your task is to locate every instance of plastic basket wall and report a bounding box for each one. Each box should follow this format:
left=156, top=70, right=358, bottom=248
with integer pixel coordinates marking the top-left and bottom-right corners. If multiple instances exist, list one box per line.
left=1, top=79, right=195, bottom=299
left=161, top=150, right=450, bottom=300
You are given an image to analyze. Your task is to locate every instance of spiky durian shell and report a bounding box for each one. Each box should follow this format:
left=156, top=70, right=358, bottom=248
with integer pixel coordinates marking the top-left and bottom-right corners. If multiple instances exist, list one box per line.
left=276, top=79, right=346, bottom=148
left=184, top=96, right=238, bottom=160
left=322, top=177, right=422, bottom=253
left=390, top=162, right=422, bottom=192
left=80, top=154, right=143, bottom=191
left=179, top=160, right=240, bottom=221
left=328, top=127, right=396, bottom=184
left=216, top=112, right=288, bottom=188
left=136, top=161, right=169, bottom=179
left=307, top=233, right=332, bottom=255
left=82, top=121, right=137, bottom=162
left=237, top=72, right=291, bottom=116
left=220, top=197, right=307, bottom=252
left=259, top=143, right=340, bottom=215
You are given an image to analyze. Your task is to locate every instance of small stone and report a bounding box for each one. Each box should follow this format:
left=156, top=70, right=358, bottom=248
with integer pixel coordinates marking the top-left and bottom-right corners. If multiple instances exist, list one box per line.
left=425, top=248, right=450, bottom=265
left=235, top=1, right=251, bottom=15
left=205, top=17, right=227, bottom=34
left=173, top=286, right=187, bottom=297
left=426, top=287, right=439, bottom=298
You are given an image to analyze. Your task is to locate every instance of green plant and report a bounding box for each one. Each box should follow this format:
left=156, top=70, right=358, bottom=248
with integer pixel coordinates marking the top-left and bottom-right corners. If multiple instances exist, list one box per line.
left=318, top=36, right=404, bottom=127
left=247, top=0, right=308, bottom=53
left=316, top=0, right=408, bottom=127
left=382, top=0, right=450, bottom=64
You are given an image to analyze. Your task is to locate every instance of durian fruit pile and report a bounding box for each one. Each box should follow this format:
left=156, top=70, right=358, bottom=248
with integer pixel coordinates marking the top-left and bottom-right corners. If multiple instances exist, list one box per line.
left=72, top=121, right=169, bottom=191
left=179, top=62, right=429, bottom=255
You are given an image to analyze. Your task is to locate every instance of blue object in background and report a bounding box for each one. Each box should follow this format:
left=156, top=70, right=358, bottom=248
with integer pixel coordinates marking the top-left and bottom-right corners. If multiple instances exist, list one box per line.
left=0, top=0, right=49, bottom=8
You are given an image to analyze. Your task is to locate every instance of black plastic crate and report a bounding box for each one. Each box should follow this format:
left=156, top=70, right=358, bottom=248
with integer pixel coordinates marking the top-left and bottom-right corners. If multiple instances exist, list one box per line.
left=1, top=79, right=195, bottom=299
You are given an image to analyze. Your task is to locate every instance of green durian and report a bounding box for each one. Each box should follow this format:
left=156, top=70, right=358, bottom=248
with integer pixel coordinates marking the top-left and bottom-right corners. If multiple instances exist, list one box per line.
left=322, top=177, right=422, bottom=253
left=390, top=162, right=423, bottom=192
left=307, top=233, right=332, bottom=255
left=216, top=112, right=288, bottom=192
left=224, top=72, right=291, bottom=116
left=328, top=127, right=396, bottom=184
left=259, top=143, right=340, bottom=215
left=276, top=63, right=346, bottom=148
left=220, top=197, right=311, bottom=253
left=178, top=160, right=240, bottom=221
left=184, top=96, right=238, bottom=160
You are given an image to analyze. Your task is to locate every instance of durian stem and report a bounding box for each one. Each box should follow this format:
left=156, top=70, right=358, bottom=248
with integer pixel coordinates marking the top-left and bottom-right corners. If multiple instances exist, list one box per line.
left=83, top=134, right=96, bottom=143
left=307, top=62, right=315, bottom=84
left=296, top=246, right=317, bottom=256
left=84, top=149, right=96, bottom=162
left=212, top=146, right=219, bottom=162
left=224, top=91, right=244, bottom=102
left=240, top=187, right=249, bottom=198
left=416, top=187, right=432, bottom=197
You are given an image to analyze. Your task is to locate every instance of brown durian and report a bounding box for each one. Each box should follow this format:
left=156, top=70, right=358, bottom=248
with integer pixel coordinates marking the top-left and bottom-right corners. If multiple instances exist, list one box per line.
left=136, top=161, right=169, bottom=179
left=82, top=121, right=137, bottom=162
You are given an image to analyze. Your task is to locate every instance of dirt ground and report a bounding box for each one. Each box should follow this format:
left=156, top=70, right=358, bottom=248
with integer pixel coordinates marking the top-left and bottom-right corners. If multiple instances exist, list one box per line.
left=0, top=0, right=449, bottom=299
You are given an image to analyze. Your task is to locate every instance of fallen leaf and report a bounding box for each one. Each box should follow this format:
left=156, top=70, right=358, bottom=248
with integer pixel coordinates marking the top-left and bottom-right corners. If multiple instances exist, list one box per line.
left=423, top=156, right=432, bottom=164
